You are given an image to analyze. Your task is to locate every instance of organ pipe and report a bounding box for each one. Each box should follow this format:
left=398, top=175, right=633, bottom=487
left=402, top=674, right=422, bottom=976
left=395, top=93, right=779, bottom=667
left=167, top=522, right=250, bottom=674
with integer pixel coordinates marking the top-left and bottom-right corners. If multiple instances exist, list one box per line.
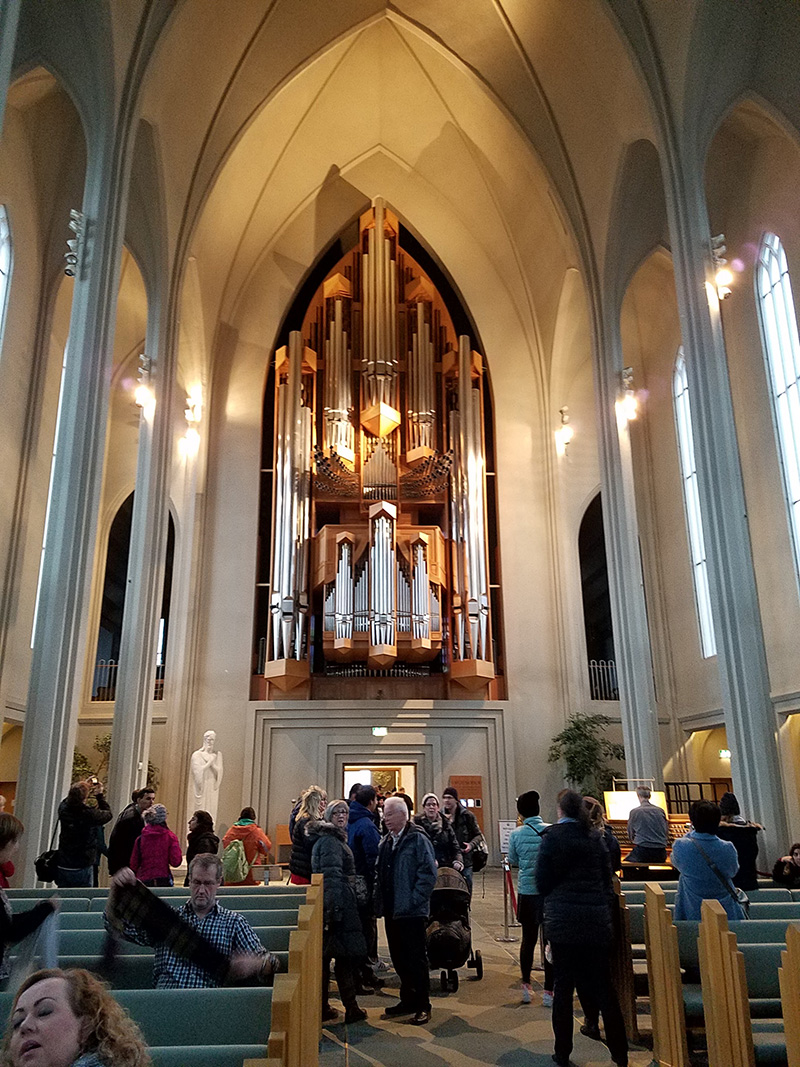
left=451, top=337, right=491, bottom=663
left=368, top=502, right=397, bottom=665
left=324, top=297, right=354, bottom=463
left=269, top=331, right=312, bottom=664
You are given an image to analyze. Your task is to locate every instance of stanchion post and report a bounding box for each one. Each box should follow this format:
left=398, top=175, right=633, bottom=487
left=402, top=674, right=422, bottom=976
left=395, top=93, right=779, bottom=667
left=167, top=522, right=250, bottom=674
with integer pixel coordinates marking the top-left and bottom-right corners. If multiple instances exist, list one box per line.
left=495, top=854, right=518, bottom=943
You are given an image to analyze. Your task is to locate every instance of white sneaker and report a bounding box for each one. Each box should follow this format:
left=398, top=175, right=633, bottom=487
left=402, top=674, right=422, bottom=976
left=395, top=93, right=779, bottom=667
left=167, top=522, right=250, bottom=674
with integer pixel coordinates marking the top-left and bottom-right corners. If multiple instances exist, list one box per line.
left=521, top=983, right=532, bottom=1004
left=541, top=991, right=554, bottom=1008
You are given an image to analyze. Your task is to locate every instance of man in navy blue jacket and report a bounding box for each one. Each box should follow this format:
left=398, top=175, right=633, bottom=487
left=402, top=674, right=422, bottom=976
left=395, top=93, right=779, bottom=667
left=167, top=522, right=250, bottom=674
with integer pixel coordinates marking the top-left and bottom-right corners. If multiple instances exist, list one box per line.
left=348, top=785, right=383, bottom=990
left=374, top=796, right=437, bottom=1026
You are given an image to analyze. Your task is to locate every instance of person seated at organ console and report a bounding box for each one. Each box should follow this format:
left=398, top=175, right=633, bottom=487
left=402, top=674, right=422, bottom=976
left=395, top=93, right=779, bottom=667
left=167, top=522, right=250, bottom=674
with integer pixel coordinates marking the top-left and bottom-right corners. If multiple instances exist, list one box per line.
left=626, top=786, right=668, bottom=863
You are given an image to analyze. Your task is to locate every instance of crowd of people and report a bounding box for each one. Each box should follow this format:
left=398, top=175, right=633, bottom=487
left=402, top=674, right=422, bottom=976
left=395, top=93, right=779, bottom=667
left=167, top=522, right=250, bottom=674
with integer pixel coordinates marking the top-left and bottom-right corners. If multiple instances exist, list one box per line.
left=0, top=775, right=797, bottom=1065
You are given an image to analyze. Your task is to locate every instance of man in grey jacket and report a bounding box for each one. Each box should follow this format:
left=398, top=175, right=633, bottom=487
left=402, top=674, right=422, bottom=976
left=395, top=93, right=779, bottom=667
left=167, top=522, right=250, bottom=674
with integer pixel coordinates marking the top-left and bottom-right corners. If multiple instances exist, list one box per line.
left=374, top=796, right=437, bottom=1025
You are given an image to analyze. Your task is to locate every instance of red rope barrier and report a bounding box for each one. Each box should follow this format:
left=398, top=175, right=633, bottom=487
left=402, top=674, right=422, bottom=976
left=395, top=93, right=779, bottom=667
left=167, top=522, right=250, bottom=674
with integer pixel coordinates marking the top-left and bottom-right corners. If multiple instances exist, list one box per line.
left=505, top=864, right=517, bottom=915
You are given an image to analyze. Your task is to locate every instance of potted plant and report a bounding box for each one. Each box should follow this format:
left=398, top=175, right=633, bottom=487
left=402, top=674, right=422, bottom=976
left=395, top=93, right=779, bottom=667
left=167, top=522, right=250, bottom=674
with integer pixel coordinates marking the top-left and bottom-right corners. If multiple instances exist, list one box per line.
left=548, top=712, right=625, bottom=797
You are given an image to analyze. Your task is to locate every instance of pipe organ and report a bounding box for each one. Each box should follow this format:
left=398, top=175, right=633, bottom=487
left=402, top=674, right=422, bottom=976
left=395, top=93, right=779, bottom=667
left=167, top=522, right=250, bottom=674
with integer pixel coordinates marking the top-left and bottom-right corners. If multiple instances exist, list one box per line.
left=264, top=198, right=498, bottom=697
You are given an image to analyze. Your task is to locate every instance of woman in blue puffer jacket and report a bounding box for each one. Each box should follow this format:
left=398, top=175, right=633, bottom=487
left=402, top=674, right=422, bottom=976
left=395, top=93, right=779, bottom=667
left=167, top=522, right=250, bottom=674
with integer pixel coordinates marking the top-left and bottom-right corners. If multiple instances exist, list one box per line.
left=507, top=790, right=552, bottom=1004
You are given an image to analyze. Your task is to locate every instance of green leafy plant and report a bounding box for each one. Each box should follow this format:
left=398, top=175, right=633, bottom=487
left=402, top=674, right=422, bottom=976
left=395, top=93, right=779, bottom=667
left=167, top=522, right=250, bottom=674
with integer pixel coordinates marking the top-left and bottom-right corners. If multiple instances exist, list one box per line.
left=548, top=712, right=625, bottom=796
left=72, top=732, right=160, bottom=792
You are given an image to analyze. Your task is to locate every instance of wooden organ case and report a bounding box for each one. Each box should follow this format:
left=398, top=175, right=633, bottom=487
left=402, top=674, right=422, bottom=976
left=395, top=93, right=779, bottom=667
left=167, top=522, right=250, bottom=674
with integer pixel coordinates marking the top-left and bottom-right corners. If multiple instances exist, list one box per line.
left=262, top=199, right=500, bottom=700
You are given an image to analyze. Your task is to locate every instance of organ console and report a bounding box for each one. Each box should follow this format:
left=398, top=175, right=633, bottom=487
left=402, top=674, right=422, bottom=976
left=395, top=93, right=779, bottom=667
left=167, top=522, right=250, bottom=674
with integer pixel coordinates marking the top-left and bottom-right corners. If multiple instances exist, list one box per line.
left=263, top=198, right=498, bottom=698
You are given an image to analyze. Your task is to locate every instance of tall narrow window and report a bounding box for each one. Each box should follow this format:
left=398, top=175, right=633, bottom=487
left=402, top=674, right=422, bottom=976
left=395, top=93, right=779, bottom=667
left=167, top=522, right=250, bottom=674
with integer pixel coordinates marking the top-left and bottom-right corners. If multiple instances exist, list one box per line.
left=673, top=350, right=716, bottom=657
left=0, top=206, right=11, bottom=352
left=756, top=232, right=800, bottom=582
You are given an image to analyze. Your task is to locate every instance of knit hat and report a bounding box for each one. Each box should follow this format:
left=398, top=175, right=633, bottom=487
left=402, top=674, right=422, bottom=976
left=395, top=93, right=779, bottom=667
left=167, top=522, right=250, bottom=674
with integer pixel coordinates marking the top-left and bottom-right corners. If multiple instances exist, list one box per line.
left=324, top=799, right=349, bottom=822
left=516, top=790, right=540, bottom=818
left=421, top=792, right=440, bottom=809
left=442, top=786, right=459, bottom=801
left=146, top=804, right=168, bottom=825
left=718, top=792, right=740, bottom=817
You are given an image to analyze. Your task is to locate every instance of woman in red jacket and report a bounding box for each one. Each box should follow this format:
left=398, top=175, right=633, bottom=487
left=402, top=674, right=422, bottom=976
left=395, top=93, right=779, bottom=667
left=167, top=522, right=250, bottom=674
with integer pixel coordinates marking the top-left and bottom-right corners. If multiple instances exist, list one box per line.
left=129, top=804, right=182, bottom=886
left=222, top=807, right=272, bottom=885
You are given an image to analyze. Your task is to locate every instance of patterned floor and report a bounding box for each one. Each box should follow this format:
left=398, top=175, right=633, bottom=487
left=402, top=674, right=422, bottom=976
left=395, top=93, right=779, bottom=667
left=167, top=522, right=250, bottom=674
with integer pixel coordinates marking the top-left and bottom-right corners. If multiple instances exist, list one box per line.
left=319, top=868, right=654, bottom=1066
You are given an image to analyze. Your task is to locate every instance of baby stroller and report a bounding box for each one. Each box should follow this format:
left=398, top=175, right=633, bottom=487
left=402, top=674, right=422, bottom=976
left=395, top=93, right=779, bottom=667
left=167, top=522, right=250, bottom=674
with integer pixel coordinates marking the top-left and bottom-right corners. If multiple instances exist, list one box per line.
left=425, top=866, right=483, bottom=991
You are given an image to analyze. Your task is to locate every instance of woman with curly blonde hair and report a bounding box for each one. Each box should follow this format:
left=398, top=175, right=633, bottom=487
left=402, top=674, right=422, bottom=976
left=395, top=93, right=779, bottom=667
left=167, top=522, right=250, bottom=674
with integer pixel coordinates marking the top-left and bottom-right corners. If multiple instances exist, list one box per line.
left=2, top=968, right=150, bottom=1067
left=288, top=785, right=327, bottom=885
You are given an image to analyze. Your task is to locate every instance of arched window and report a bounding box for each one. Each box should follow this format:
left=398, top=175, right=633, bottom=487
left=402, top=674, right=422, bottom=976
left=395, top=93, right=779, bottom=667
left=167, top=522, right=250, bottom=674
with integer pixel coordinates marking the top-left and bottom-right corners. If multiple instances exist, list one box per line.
left=0, top=206, right=11, bottom=350
left=756, top=232, right=800, bottom=582
left=673, top=349, right=716, bottom=657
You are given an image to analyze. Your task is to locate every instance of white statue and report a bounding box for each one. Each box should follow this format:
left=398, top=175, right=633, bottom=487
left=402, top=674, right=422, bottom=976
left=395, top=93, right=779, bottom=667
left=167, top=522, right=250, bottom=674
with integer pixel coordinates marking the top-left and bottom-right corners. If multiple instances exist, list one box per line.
left=188, top=729, right=224, bottom=824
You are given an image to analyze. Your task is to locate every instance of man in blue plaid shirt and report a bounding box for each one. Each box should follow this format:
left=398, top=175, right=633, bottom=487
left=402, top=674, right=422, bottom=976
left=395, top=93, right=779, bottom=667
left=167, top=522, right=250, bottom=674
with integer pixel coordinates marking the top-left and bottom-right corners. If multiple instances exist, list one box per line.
left=107, top=853, right=279, bottom=988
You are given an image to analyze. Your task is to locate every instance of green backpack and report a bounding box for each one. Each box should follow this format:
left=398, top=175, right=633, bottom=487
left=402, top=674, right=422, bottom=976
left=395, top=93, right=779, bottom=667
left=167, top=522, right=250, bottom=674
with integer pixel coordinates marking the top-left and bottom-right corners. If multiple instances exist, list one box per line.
left=221, top=839, right=253, bottom=883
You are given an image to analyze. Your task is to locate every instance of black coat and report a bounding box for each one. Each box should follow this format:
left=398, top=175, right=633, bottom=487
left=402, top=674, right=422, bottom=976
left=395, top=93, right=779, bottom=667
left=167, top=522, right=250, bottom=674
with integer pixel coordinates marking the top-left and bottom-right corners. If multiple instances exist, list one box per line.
left=413, top=814, right=462, bottom=868
left=716, top=821, right=761, bottom=890
left=447, top=803, right=483, bottom=869
left=536, top=821, right=615, bottom=946
left=107, top=804, right=145, bottom=875
left=310, top=823, right=367, bottom=960
left=57, top=795, right=113, bottom=868
left=289, top=816, right=317, bottom=881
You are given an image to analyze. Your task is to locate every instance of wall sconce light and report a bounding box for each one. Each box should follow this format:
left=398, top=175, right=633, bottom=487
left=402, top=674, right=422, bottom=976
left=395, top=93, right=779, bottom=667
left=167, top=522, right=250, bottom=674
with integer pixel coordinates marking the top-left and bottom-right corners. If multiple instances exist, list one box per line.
left=185, top=384, right=203, bottom=425
left=134, top=354, right=155, bottom=414
left=719, top=748, right=731, bottom=760
left=555, top=406, right=574, bottom=455
left=179, top=384, right=203, bottom=458
left=616, top=367, right=639, bottom=428
left=711, top=234, right=733, bottom=299
left=64, top=209, right=86, bottom=277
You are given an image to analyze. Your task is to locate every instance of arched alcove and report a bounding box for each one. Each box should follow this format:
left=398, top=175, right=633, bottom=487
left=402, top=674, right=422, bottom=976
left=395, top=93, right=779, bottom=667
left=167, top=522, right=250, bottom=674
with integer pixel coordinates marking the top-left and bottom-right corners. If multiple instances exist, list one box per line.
left=578, top=493, right=616, bottom=700
left=92, top=493, right=175, bottom=701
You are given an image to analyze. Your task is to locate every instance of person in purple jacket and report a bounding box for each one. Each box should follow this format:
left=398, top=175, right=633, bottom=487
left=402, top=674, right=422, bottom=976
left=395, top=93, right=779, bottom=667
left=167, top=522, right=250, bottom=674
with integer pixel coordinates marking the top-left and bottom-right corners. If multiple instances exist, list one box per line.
left=130, top=804, right=182, bottom=887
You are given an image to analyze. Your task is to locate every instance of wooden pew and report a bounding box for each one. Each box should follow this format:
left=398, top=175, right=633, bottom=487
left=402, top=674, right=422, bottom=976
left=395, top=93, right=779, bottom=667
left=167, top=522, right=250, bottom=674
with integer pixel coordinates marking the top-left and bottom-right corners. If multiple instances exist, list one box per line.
left=611, top=887, right=638, bottom=1042
left=779, top=925, right=800, bottom=1067
left=698, top=899, right=786, bottom=1067
left=644, top=884, right=689, bottom=1067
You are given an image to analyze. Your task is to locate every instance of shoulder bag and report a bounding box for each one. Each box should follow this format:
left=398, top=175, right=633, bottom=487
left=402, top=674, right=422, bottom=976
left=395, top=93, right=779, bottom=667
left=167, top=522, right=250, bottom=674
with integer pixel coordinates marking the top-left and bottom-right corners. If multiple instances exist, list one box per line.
left=34, top=824, right=59, bottom=884
left=688, top=836, right=750, bottom=918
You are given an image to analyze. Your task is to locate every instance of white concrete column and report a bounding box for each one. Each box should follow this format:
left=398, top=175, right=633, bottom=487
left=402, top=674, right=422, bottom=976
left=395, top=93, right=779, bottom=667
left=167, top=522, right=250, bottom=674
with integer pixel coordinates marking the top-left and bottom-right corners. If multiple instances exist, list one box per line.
left=15, top=131, right=134, bottom=883
left=593, top=311, right=664, bottom=786
left=106, top=293, right=175, bottom=819
left=664, top=156, right=788, bottom=860
left=0, top=0, right=20, bottom=138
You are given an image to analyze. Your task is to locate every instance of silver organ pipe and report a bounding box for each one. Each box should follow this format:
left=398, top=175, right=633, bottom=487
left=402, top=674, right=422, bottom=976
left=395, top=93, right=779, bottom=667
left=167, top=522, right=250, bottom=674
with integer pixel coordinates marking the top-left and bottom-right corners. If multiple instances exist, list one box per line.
left=334, top=536, right=354, bottom=643
left=452, top=336, right=491, bottom=662
left=269, top=331, right=311, bottom=662
left=362, top=198, right=398, bottom=411
left=408, top=301, right=435, bottom=454
left=324, top=298, right=354, bottom=461
left=397, top=558, right=410, bottom=634
left=449, top=406, right=467, bottom=661
left=354, top=561, right=368, bottom=632
left=411, top=538, right=430, bottom=641
left=368, top=502, right=397, bottom=661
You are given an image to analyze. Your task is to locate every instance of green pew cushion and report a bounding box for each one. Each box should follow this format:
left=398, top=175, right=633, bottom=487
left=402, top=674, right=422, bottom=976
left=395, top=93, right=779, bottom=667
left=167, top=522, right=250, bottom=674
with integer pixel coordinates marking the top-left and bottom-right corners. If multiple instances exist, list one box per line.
left=89, top=894, right=302, bottom=913
left=11, top=898, right=90, bottom=912
left=46, top=951, right=290, bottom=990
left=149, top=1046, right=269, bottom=1066
left=59, top=907, right=299, bottom=930
left=114, top=987, right=271, bottom=1046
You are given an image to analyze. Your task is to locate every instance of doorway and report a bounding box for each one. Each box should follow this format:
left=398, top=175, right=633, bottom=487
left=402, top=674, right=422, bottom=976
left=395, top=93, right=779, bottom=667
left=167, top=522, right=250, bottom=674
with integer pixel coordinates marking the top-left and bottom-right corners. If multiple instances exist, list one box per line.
left=343, top=763, right=417, bottom=807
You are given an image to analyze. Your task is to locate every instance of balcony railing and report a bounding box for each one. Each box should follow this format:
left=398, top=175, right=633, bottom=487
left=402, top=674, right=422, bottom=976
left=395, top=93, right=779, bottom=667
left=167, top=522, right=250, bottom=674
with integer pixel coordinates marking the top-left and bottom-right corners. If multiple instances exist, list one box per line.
left=92, top=660, right=164, bottom=701
left=588, top=658, right=618, bottom=701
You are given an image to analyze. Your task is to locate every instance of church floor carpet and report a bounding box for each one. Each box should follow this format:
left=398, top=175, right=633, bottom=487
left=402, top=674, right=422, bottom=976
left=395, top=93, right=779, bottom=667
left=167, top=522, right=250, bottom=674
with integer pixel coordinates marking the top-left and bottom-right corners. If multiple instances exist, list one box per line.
left=319, top=867, right=653, bottom=1066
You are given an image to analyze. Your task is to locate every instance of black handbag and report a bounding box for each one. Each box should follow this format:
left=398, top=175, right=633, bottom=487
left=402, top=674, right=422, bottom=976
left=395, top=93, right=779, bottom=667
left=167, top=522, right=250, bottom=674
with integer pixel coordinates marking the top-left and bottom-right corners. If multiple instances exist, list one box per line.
left=471, top=835, right=489, bottom=872
left=34, top=824, right=59, bottom=883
